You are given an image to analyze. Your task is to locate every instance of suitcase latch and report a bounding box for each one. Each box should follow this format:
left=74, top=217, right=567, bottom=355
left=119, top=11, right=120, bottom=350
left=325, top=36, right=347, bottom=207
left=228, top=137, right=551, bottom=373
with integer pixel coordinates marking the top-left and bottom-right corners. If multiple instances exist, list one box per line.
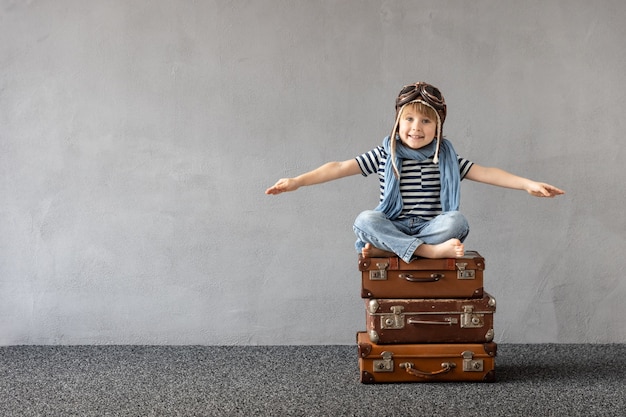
left=462, top=350, right=484, bottom=372
left=373, top=351, right=394, bottom=372
left=456, top=262, right=475, bottom=280
left=380, top=305, right=405, bottom=329
left=460, top=305, right=484, bottom=328
left=369, top=262, right=389, bottom=281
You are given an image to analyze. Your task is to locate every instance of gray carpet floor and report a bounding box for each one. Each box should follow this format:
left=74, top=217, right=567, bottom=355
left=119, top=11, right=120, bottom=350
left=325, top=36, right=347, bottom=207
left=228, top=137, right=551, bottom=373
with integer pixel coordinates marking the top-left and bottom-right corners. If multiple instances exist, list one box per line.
left=1, top=343, right=624, bottom=416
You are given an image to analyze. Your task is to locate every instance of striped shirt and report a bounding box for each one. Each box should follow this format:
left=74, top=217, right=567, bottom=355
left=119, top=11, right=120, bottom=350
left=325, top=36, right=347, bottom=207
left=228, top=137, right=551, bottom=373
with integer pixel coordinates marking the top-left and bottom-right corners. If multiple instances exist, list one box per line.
left=355, top=144, right=474, bottom=220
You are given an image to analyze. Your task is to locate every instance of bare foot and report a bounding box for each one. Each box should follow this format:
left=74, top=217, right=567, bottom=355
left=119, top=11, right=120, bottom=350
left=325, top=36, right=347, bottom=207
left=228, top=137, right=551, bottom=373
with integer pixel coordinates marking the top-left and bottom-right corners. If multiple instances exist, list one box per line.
left=414, top=239, right=465, bottom=259
left=361, top=243, right=395, bottom=258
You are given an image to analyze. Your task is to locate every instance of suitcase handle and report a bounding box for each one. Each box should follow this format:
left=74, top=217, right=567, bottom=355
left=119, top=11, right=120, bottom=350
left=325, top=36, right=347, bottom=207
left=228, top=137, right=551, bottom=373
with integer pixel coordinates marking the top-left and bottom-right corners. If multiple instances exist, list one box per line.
left=400, top=273, right=443, bottom=282
left=400, top=362, right=456, bottom=377
left=407, top=318, right=456, bottom=326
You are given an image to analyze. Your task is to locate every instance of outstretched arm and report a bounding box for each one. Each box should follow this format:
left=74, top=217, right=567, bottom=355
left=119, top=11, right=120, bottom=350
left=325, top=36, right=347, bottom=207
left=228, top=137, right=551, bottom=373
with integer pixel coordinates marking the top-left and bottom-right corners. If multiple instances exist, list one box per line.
left=265, top=159, right=362, bottom=195
left=465, top=164, right=565, bottom=197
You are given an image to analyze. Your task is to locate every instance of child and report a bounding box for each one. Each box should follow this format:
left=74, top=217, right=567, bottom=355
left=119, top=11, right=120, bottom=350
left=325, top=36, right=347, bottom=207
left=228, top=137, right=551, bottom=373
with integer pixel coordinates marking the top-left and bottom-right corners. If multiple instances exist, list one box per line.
left=266, top=82, right=564, bottom=262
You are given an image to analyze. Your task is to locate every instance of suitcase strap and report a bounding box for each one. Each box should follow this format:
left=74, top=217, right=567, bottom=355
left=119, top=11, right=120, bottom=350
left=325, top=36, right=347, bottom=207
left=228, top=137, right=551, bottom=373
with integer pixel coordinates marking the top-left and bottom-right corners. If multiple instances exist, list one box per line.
left=399, top=361, right=456, bottom=378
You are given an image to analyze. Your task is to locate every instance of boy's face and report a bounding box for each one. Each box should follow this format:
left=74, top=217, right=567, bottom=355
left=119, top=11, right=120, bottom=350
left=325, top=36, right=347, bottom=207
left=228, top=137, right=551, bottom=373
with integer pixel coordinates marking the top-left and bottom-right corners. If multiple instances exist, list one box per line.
left=398, top=108, right=437, bottom=150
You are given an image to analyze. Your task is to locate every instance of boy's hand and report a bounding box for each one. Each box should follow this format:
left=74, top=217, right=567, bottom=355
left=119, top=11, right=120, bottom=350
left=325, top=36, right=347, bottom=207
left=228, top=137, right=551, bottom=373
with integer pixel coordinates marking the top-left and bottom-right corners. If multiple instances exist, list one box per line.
left=265, top=178, right=299, bottom=195
left=526, top=181, right=565, bottom=198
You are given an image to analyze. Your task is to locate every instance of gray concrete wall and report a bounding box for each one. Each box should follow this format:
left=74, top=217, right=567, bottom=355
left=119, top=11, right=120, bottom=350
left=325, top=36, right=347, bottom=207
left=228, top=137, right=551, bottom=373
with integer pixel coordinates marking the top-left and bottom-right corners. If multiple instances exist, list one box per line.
left=1, top=0, right=624, bottom=345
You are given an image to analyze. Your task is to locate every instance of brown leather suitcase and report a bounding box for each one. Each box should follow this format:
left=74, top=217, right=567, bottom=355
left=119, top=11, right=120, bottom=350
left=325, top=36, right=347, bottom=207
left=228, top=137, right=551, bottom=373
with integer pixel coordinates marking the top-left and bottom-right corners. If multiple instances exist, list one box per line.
left=365, top=293, right=496, bottom=344
left=359, top=251, right=485, bottom=299
left=357, top=332, right=497, bottom=383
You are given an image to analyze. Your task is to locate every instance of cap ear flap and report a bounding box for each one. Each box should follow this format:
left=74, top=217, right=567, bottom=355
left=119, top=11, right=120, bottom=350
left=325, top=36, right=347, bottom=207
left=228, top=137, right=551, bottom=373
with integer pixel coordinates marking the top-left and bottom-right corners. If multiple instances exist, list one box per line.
left=432, top=111, right=443, bottom=164
left=389, top=106, right=404, bottom=179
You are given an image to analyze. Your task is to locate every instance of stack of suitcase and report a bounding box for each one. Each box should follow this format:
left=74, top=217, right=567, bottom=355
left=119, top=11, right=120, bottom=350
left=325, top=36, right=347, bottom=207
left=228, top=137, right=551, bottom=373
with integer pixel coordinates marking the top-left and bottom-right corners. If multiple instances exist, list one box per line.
left=357, top=251, right=497, bottom=383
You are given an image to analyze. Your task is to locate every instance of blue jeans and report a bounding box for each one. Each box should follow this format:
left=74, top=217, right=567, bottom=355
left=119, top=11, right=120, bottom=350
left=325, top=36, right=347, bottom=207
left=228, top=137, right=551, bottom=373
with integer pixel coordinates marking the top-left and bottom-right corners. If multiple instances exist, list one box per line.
left=353, top=210, right=469, bottom=263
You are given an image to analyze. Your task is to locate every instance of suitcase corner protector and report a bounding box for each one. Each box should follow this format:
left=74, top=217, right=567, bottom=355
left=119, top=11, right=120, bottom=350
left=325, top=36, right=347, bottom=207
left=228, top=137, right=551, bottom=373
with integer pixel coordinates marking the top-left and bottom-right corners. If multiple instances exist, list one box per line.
left=360, top=370, right=375, bottom=384
left=483, top=369, right=496, bottom=382
left=358, top=255, right=370, bottom=271
left=357, top=340, right=372, bottom=357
